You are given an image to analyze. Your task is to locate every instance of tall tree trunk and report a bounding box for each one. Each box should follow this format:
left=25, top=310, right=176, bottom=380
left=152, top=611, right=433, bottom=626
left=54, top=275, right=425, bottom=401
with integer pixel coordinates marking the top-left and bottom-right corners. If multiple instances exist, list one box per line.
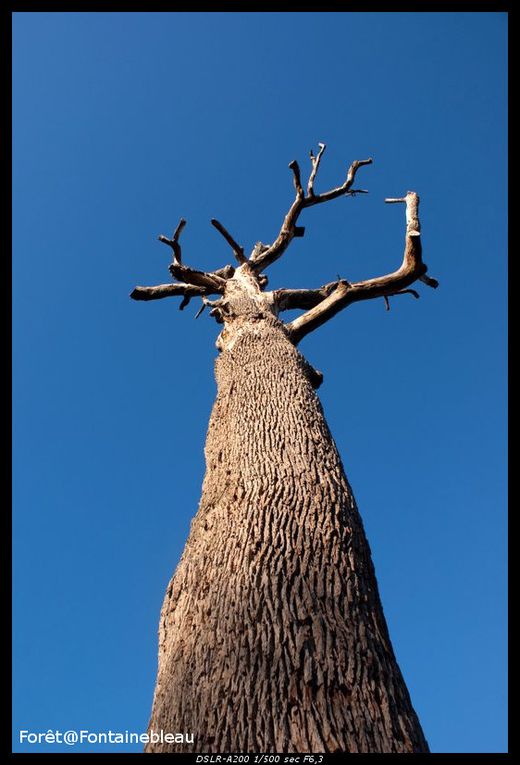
left=145, top=312, right=428, bottom=753
left=132, top=150, right=437, bottom=753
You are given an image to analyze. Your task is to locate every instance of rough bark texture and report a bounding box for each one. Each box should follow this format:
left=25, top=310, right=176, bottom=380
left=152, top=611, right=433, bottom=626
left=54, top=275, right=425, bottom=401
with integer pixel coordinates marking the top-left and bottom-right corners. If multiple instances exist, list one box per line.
left=145, top=271, right=429, bottom=753
left=134, top=151, right=437, bottom=753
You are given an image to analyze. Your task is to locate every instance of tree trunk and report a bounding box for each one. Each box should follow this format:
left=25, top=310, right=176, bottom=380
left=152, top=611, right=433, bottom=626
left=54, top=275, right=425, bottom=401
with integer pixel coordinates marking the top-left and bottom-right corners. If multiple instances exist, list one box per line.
left=134, top=157, right=436, bottom=753
left=145, top=295, right=429, bottom=752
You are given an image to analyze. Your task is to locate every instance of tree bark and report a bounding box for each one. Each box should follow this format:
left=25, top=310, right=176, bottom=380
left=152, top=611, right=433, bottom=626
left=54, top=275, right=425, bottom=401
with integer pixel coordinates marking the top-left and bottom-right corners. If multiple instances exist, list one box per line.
left=134, top=152, right=436, bottom=753
left=145, top=307, right=429, bottom=753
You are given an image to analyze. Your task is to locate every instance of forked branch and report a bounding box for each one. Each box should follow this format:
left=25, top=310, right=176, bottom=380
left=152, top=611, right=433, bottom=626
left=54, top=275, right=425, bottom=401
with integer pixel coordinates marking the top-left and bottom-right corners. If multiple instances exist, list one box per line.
left=131, top=215, right=234, bottom=305
left=153, top=217, right=230, bottom=295
left=131, top=148, right=438, bottom=331
left=251, top=146, right=372, bottom=272
left=285, top=192, right=436, bottom=344
left=158, top=218, right=186, bottom=263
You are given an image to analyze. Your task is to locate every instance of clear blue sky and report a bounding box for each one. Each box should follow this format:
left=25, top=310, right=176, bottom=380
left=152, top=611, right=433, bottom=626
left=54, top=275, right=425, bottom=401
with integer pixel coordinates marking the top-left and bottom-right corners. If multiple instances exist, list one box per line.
left=12, top=11, right=507, bottom=754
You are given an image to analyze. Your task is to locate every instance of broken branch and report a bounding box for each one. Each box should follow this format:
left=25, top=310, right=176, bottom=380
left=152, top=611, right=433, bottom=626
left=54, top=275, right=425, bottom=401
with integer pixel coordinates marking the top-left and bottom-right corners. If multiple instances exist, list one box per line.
left=420, top=274, right=439, bottom=289
left=130, top=282, right=207, bottom=302
left=288, top=160, right=304, bottom=198
left=194, top=302, right=206, bottom=319
left=307, top=142, right=326, bottom=196
left=211, top=219, right=247, bottom=265
left=286, top=191, right=431, bottom=343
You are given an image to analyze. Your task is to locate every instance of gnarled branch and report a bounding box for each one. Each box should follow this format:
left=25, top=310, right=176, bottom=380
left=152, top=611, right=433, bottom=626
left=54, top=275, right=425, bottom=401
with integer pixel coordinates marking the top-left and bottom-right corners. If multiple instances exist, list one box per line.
left=158, top=217, right=186, bottom=264
left=130, top=282, right=208, bottom=303
left=273, top=282, right=339, bottom=311
left=286, top=192, right=432, bottom=344
left=168, top=262, right=228, bottom=293
left=251, top=148, right=372, bottom=272
left=131, top=218, right=235, bottom=302
left=155, top=217, right=229, bottom=293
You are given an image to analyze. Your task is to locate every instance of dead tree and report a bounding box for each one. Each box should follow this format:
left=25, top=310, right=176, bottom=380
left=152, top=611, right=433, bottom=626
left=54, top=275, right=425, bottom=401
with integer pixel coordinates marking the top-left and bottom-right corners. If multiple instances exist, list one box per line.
left=131, top=145, right=437, bottom=753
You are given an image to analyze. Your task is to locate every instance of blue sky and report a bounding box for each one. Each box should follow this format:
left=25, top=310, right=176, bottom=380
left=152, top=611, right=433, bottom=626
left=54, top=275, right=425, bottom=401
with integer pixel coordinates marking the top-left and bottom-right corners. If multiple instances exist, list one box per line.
left=12, top=11, right=507, bottom=754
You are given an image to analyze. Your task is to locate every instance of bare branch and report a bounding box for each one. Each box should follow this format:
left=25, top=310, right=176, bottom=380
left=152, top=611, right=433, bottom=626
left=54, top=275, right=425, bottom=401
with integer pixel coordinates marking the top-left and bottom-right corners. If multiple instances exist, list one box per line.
left=130, top=282, right=207, bottom=302
left=251, top=154, right=373, bottom=272
left=200, top=295, right=227, bottom=324
left=273, top=282, right=338, bottom=311
left=212, top=264, right=236, bottom=280
left=286, top=191, right=431, bottom=344
left=288, top=160, right=304, bottom=198
left=314, top=158, right=373, bottom=203
left=201, top=296, right=223, bottom=309
left=383, top=288, right=420, bottom=311
left=392, top=288, right=420, bottom=300
left=172, top=217, right=186, bottom=242
left=158, top=217, right=186, bottom=263
left=155, top=217, right=230, bottom=293
left=132, top=234, right=232, bottom=299
left=420, top=274, right=439, bottom=289
left=307, top=142, right=326, bottom=196
left=211, top=219, right=247, bottom=265
left=194, top=301, right=206, bottom=319
left=169, top=262, right=228, bottom=293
